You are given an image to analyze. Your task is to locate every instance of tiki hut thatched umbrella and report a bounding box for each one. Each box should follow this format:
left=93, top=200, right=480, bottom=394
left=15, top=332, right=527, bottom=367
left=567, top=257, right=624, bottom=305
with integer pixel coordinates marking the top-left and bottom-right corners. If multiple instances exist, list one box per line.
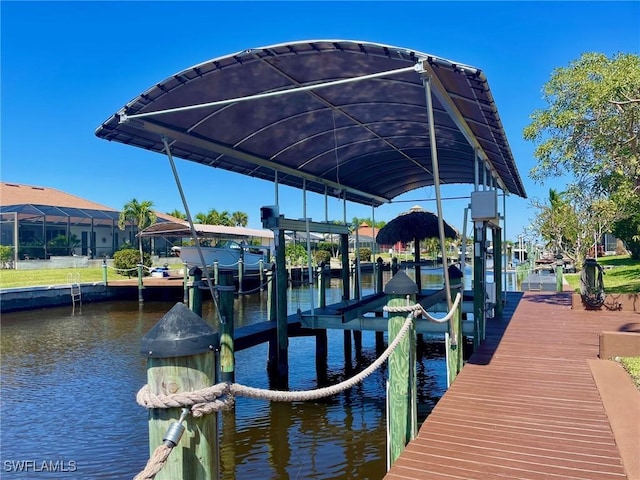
left=376, top=206, right=458, bottom=291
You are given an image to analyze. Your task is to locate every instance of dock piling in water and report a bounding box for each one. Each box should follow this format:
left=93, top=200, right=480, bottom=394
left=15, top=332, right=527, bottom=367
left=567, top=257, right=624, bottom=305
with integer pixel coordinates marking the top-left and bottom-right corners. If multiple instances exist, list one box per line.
left=384, top=271, right=418, bottom=468
left=219, top=271, right=235, bottom=383
left=141, top=303, right=219, bottom=479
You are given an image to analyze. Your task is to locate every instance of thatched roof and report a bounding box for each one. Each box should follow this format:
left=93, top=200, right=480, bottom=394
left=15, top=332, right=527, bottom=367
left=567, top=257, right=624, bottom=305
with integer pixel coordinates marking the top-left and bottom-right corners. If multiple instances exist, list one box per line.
left=375, top=206, right=457, bottom=245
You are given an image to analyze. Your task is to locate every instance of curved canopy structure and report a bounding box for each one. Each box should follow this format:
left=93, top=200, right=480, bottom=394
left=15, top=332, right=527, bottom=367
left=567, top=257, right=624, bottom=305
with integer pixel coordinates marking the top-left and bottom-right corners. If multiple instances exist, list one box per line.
left=96, top=40, right=526, bottom=207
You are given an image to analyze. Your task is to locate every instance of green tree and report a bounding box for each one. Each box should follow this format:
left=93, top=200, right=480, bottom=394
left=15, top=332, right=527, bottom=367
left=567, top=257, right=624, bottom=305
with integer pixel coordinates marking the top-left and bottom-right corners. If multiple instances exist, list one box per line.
left=166, top=209, right=186, bottom=220
left=195, top=209, right=233, bottom=226
left=285, top=242, right=308, bottom=266
left=351, top=217, right=386, bottom=230
left=231, top=211, right=248, bottom=227
left=524, top=52, right=640, bottom=258
left=118, top=198, right=157, bottom=264
left=532, top=189, right=579, bottom=263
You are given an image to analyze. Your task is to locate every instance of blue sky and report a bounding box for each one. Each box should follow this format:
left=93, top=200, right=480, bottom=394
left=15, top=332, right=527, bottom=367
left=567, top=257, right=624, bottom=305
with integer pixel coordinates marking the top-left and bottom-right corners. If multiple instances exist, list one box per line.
left=2, top=1, right=639, bottom=241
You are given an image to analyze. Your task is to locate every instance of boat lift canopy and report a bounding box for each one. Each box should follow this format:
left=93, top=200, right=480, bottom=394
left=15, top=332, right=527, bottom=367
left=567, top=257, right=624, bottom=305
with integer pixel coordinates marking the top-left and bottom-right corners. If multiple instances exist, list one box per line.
left=95, top=40, right=526, bottom=207
left=139, top=221, right=274, bottom=244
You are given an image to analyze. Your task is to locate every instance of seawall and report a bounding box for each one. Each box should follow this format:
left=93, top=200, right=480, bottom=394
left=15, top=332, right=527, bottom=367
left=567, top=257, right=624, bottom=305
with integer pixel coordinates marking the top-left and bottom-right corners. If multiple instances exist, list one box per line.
left=0, top=283, right=120, bottom=312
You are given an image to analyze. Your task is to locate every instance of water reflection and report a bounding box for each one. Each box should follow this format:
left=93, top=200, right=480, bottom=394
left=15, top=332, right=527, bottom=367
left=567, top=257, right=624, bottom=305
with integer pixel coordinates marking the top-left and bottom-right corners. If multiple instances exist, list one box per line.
left=1, top=274, right=448, bottom=479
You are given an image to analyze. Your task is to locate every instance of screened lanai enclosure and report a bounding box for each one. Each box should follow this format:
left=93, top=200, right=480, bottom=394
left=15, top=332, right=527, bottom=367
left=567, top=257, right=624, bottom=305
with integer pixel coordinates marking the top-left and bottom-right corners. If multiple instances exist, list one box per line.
left=0, top=205, right=127, bottom=264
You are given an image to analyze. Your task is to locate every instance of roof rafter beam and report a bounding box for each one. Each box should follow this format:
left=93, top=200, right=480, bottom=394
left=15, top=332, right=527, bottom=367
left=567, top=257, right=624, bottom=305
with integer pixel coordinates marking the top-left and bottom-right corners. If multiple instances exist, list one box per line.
left=416, top=59, right=508, bottom=192
left=119, top=117, right=390, bottom=206
left=260, top=59, right=435, bottom=178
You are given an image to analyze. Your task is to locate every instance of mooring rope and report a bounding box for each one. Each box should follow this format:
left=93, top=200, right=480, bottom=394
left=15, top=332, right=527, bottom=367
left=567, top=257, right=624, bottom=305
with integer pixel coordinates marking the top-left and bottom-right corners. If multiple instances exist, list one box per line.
left=136, top=314, right=413, bottom=414
left=133, top=444, right=172, bottom=480
left=133, top=314, right=414, bottom=479
left=383, top=292, right=462, bottom=323
left=234, top=276, right=272, bottom=295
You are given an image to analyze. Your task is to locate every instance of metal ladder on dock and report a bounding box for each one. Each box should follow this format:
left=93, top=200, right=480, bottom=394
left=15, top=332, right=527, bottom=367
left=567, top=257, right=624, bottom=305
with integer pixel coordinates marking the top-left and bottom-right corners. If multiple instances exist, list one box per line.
left=68, top=273, right=82, bottom=313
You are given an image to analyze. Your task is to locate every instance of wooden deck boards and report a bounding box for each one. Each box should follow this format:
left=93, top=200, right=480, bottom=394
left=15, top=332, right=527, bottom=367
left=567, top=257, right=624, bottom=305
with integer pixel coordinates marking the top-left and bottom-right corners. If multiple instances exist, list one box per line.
left=385, top=291, right=639, bottom=480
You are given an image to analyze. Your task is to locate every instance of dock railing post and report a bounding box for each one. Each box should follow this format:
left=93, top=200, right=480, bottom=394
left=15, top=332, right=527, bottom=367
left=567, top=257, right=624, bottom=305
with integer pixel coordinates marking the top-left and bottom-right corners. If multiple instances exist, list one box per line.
left=141, top=303, right=219, bottom=480
left=384, top=271, right=418, bottom=469
left=182, top=264, right=189, bottom=304
left=375, top=257, right=385, bottom=352
left=275, top=229, right=289, bottom=388
left=238, top=258, right=244, bottom=294
left=556, top=255, right=564, bottom=292
left=137, top=263, right=144, bottom=303
left=259, top=259, right=265, bottom=291
left=188, top=266, right=203, bottom=317
left=316, top=263, right=328, bottom=382
left=219, top=271, right=235, bottom=383
left=266, top=263, right=277, bottom=372
left=102, top=258, right=108, bottom=286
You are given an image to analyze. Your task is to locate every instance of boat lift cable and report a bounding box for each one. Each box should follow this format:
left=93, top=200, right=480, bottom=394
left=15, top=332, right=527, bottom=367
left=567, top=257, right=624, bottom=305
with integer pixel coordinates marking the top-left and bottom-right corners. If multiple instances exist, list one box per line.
left=161, top=136, right=221, bottom=320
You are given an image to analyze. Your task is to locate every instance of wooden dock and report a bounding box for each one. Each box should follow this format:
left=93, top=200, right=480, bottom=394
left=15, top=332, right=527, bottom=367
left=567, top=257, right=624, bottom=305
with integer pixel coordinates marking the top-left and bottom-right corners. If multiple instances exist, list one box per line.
left=385, top=290, right=640, bottom=480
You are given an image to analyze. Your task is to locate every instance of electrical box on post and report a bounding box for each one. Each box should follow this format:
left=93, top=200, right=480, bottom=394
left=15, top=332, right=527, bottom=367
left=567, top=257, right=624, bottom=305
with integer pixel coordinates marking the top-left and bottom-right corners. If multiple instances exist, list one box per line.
left=471, top=191, right=498, bottom=223
left=260, top=205, right=279, bottom=229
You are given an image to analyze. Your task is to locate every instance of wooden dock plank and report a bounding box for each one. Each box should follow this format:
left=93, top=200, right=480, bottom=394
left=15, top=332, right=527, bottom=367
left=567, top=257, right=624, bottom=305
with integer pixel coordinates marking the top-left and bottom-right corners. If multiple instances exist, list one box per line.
left=384, top=291, right=638, bottom=480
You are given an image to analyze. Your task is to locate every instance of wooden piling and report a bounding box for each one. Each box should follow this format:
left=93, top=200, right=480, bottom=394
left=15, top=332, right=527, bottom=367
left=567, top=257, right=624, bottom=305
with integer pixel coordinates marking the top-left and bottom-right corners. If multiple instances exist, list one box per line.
left=102, top=259, right=108, bottom=285
left=375, top=260, right=385, bottom=352
left=137, top=263, right=144, bottom=303
left=316, top=264, right=328, bottom=374
left=384, top=271, right=418, bottom=468
left=237, top=258, right=244, bottom=294
left=218, top=271, right=235, bottom=383
left=188, top=266, right=203, bottom=317
left=259, top=259, right=264, bottom=291
left=556, top=257, right=564, bottom=292
left=275, top=229, right=288, bottom=388
left=266, top=264, right=277, bottom=372
left=447, top=279, right=464, bottom=386
left=183, top=264, right=189, bottom=304
left=141, top=303, right=219, bottom=480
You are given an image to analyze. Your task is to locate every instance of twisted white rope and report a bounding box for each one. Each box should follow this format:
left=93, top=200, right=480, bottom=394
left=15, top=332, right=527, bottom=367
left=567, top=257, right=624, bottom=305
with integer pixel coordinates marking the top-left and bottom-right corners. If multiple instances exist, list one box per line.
left=136, top=315, right=413, bottom=412
left=384, top=292, right=462, bottom=323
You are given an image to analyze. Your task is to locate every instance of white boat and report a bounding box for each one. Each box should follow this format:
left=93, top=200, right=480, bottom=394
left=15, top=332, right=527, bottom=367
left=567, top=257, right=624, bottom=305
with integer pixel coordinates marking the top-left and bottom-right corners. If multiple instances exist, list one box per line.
left=174, top=240, right=268, bottom=272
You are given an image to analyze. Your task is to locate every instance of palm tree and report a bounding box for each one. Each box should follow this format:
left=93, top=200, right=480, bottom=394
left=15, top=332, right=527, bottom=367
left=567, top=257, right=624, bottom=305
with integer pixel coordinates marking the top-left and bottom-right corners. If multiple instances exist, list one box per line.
left=119, top=198, right=157, bottom=263
left=231, top=211, right=248, bottom=227
left=195, top=212, right=209, bottom=224
left=166, top=209, right=186, bottom=220
left=195, top=209, right=233, bottom=226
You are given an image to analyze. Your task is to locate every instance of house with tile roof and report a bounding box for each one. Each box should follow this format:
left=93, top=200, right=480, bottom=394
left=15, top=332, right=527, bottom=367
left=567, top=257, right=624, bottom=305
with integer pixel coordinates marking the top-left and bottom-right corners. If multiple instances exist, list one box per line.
left=0, top=182, right=179, bottom=263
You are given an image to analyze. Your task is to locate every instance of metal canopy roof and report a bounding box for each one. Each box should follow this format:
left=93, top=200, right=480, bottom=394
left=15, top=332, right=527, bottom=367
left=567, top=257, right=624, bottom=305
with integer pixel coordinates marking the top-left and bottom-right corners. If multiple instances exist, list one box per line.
left=139, top=221, right=274, bottom=240
left=95, top=40, right=526, bottom=207
left=0, top=204, right=121, bottom=226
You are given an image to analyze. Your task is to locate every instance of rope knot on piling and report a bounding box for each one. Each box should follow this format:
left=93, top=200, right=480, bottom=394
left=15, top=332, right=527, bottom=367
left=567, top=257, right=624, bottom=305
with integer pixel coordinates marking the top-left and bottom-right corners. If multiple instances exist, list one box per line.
left=383, top=292, right=462, bottom=323
left=136, top=382, right=234, bottom=417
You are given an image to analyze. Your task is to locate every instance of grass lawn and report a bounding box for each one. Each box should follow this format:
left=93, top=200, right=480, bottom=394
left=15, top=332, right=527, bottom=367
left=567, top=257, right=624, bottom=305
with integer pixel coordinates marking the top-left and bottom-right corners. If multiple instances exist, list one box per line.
left=564, top=255, right=640, bottom=294
left=618, top=357, right=640, bottom=391
left=0, top=267, right=129, bottom=288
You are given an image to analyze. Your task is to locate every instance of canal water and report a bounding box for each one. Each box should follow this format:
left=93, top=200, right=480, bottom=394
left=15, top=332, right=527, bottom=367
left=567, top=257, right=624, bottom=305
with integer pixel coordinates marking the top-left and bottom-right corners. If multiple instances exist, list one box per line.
left=1, top=267, right=489, bottom=479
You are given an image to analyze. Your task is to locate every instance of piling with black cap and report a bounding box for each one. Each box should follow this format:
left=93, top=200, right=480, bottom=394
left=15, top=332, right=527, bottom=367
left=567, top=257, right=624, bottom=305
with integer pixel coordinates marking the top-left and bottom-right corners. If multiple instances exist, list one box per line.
left=384, top=270, right=418, bottom=467
left=141, top=302, right=219, bottom=479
